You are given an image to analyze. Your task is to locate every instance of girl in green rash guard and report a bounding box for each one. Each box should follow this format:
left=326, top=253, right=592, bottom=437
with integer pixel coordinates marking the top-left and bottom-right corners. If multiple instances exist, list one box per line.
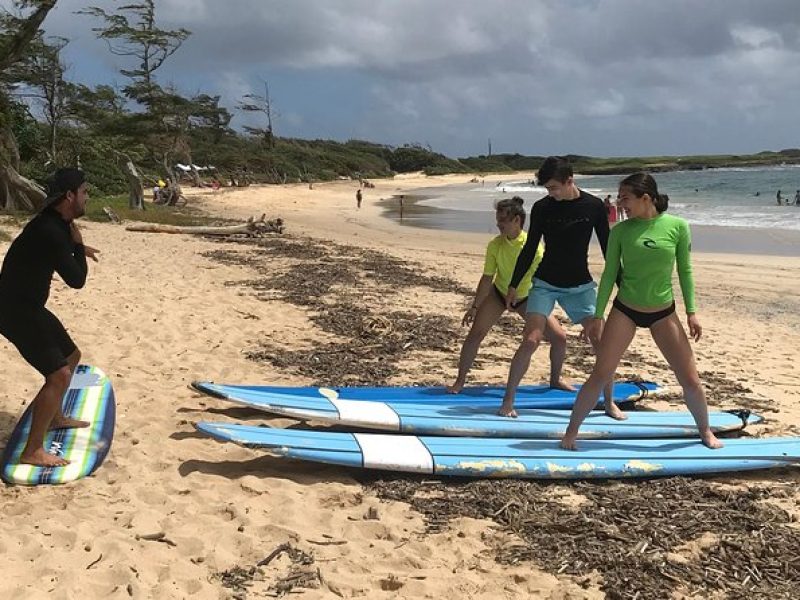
left=560, top=172, right=723, bottom=451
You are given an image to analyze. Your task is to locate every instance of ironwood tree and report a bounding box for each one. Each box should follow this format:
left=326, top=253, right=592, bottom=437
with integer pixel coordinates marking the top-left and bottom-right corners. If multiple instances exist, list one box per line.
left=238, top=81, right=276, bottom=149
left=80, top=0, right=192, bottom=208
left=0, top=0, right=57, bottom=211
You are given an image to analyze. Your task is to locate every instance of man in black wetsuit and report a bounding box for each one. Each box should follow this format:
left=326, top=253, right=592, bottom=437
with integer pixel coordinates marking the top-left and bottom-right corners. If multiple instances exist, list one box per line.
left=500, top=156, right=619, bottom=418
left=0, top=168, right=99, bottom=466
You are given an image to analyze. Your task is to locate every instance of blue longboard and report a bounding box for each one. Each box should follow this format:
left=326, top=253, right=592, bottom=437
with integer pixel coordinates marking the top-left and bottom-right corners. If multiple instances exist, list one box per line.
left=1, top=365, right=115, bottom=485
left=196, top=423, right=800, bottom=480
left=213, top=392, right=761, bottom=439
left=192, top=380, right=661, bottom=410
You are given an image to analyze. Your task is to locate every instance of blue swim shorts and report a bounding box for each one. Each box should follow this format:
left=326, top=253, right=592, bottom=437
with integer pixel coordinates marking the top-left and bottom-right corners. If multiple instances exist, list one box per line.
left=526, top=278, right=597, bottom=324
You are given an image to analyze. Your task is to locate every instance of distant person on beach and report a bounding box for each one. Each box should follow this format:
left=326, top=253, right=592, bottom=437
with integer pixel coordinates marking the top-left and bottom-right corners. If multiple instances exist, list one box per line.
left=604, top=194, right=617, bottom=223
left=616, top=196, right=627, bottom=221
left=560, top=172, right=722, bottom=451
left=777, top=190, right=783, bottom=205
left=0, top=168, right=99, bottom=466
left=399, top=194, right=405, bottom=219
left=795, top=190, right=800, bottom=206
left=501, top=156, right=618, bottom=418
left=447, top=197, right=571, bottom=394
left=356, top=188, right=362, bottom=209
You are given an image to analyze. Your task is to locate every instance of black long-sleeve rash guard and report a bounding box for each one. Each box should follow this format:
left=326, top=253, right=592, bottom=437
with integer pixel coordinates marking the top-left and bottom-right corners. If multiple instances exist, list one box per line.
left=0, top=208, right=87, bottom=307
left=510, top=190, right=609, bottom=289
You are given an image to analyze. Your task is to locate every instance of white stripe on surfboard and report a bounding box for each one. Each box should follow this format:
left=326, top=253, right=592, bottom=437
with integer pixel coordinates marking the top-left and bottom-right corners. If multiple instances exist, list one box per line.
left=69, top=371, right=104, bottom=390
left=59, top=384, right=104, bottom=482
left=353, top=433, right=434, bottom=473
left=329, top=399, right=400, bottom=430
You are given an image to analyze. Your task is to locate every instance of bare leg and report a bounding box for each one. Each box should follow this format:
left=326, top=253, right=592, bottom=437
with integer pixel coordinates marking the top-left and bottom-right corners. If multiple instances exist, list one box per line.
left=500, top=313, right=548, bottom=417
left=561, top=309, right=636, bottom=449
left=542, top=315, right=574, bottom=390
left=650, top=314, right=723, bottom=449
left=581, top=316, right=624, bottom=420
left=448, top=297, right=505, bottom=393
left=20, top=366, right=73, bottom=467
left=51, top=348, right=89, bottom=429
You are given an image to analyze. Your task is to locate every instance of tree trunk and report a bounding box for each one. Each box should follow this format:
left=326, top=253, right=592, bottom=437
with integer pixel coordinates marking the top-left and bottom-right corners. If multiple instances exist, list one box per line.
left=1, top=115, right=42, bottom=211
left=0, top=1, right=58, bottom=73
left=122, top=159, right=145, bottom=210
left=0, top=165, right=46, bottom=212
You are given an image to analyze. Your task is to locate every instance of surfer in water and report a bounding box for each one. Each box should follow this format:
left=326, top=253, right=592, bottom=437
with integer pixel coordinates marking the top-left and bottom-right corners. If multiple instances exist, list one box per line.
left=0, top=168, right=99, bottom=466
left=560, top=172, right=722, bottom=450
left=501, top=157, right=618, bottom=419
left=447, top=197, right=571, bottom=394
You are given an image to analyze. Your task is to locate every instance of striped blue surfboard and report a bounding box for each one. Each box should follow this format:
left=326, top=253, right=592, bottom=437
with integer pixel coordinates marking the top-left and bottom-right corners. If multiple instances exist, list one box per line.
left=192, top=380, right=661, bottom=410
left=196, top=423, right=800, bottom=480
left=1, top=365, right=115, bottom=485
left=214, top=392, right=761, bottom=439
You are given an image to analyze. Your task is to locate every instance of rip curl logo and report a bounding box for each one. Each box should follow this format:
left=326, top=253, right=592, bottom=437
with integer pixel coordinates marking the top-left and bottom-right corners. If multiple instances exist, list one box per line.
left=48, top=441, right=64, bottom=456
left=642, top=238, right=657, bottom=249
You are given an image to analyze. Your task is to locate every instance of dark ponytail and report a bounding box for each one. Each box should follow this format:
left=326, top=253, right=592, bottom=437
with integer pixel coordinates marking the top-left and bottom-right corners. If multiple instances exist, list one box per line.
left=495, top=196, right=526, bottom=227
left=619, top=172, right=668, bottom=213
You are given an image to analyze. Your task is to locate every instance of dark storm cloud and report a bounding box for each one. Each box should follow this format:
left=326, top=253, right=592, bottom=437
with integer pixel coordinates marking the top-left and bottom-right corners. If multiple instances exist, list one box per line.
left=15, top=0, right=800, bottom=155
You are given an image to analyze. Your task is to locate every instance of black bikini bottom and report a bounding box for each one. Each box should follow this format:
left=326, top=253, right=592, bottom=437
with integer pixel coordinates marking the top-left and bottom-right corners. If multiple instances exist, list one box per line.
left=613, top=298, right=675, bottom=328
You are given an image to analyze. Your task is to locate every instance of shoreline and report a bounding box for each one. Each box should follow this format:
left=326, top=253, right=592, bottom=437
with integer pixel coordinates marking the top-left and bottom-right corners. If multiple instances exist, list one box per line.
left=377, top=193, right=800, bottom=257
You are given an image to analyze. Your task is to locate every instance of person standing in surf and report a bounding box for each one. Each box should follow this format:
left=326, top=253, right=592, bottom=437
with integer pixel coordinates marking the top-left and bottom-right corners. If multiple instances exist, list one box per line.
left=501, top=156, right=619, bottom=418
left=0, top=168, right=99, bottom=466
left=448, top=197, right=572, bottom=394
left=560, top=172, right=722, bottom=450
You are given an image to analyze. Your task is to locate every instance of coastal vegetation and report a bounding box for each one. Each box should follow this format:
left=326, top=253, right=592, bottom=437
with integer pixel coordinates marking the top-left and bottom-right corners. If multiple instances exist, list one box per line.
left=2, top=1, right=799, bottom=213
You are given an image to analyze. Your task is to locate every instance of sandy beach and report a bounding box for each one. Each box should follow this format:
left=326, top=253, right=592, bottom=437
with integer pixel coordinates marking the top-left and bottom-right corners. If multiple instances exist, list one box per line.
left=1, top=173, right=799, bottom=599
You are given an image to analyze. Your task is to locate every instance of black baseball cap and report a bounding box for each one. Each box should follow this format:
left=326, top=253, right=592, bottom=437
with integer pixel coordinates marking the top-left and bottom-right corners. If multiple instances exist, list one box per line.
left=41, top=168, right=86, bottom=211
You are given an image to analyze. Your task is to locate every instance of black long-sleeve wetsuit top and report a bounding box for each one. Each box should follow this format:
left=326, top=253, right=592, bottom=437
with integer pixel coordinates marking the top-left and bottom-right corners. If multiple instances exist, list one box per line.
left=0, top=208, right=87, bottom=308
left=510, top=190, right=610, bottom=289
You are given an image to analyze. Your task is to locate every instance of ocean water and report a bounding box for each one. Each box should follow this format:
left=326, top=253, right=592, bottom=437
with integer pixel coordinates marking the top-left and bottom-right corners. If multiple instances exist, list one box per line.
left=408, top=166, right=800, bottom=233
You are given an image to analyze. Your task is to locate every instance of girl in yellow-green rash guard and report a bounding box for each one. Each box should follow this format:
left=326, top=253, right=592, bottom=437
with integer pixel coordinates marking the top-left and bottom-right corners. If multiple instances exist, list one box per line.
left=447, top=197, right=571, bottom=394
left=560, top=173, right=722, bottom=451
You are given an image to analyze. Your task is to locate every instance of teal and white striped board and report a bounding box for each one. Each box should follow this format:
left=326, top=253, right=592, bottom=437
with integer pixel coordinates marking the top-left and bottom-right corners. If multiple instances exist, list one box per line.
left=1, top=364, right=115, bottom=485
left=196, top=423, right=800, bottom=480
left=215, top=392, right=760, bottom=439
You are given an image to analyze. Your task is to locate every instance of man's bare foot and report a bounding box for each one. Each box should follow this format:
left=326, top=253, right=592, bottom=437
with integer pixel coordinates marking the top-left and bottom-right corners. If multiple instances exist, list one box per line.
left=604, top=401, right=627, bottom=421
left=20, top=448, right=69, bottom=467
left=50, top=416, right=90, bottom=429
left=550, top=378, right=576, bottom=392
left=446, top=380, right=465, bottom=394
left=560, top=435, right=578, bottom=450
left=701, top=431, right=724, bottom=449
left=497, top=404, right=518, bottom=418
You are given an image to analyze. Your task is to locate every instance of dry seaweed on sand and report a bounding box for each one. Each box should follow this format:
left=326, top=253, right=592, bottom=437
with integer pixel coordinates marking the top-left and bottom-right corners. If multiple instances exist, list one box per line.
left=204, top=234, right=468, bottom=384
left=215, top=542, right=320, bottom=598
left=368, top=476, right=800, bottom=599
left=246, top=309, right=460, bottom=385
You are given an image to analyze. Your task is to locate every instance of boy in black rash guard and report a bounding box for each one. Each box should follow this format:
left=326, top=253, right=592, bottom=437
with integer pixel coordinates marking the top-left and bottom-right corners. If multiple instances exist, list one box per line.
left=0, top=168, right=99, bottom=467
left=501, top=156, right=620, bottom=418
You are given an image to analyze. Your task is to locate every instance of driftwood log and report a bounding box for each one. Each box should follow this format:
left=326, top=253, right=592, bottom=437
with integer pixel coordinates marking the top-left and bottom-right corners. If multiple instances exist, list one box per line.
left=125, top=214, right=284, bottom=236
left=102, top=206, right=121, bottom=223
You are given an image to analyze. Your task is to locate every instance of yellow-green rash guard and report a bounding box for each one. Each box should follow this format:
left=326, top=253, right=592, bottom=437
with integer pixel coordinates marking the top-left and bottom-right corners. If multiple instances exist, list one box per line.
left=595, top=213, right=697, bottom=317
left=483, top=231, right=543, bottom=297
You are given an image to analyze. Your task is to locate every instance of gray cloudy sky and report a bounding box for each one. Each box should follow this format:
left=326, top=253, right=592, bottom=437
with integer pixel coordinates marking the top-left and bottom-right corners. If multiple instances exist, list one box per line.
left=10, top=0, right=800, bottom=157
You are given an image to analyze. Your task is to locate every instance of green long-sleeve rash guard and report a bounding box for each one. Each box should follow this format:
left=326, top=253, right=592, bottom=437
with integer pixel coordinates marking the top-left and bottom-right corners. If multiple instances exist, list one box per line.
left=595, top=213, right=697, bottom=317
